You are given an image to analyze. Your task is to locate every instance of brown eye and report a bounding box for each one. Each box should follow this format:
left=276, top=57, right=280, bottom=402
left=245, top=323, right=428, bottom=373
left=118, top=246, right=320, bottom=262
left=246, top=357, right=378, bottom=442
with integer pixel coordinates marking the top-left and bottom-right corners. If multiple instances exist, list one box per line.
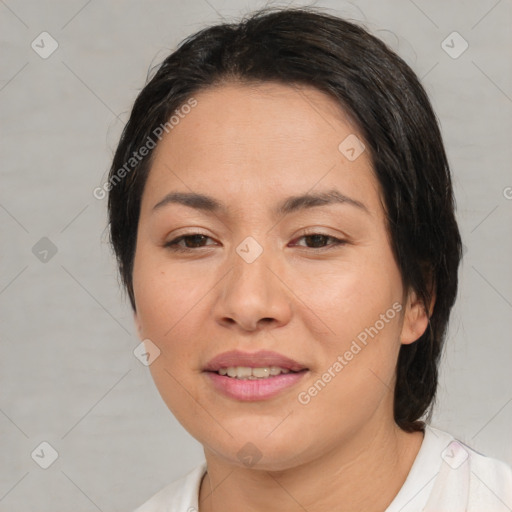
left=292, top=233, right=346, bottom=250
left=164, top=234, right=215, bottom=251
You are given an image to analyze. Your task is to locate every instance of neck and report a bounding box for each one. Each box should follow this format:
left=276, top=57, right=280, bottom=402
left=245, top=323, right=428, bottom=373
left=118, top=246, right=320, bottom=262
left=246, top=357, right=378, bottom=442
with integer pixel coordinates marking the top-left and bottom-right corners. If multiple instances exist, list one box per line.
left=198, top=419, right=424, bottom=512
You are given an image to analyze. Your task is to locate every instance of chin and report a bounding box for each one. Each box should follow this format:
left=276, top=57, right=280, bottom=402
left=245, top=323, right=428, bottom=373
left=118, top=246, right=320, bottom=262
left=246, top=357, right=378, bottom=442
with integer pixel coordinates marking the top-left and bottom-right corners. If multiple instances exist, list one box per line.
left=200, top=424, right=312, bottom=471
left=218, top=444, right=308, bottom=473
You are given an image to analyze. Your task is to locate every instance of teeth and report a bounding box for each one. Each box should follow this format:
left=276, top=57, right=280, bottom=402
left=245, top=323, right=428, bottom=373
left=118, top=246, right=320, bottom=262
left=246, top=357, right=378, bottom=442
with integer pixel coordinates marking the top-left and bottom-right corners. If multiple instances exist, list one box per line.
left=252, top=367, right=270, bottom=378
left=217, top=366, right=291, bottom=379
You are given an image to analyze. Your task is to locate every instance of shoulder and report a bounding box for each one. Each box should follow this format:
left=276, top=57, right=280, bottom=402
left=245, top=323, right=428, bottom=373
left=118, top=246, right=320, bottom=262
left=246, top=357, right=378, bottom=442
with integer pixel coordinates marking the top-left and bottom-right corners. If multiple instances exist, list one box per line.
left=425, top=426, right=512, bottom=511
left=465, top=441, right=512, bottom=510
left=133, top=462, right=207, bottom=512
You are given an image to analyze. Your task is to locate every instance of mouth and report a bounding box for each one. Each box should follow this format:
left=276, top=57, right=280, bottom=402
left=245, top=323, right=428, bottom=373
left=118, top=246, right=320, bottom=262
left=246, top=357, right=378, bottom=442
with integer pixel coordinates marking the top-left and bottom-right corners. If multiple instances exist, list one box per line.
left=203, top=350, right=309, bottom=401
left=216, top=366, right=302, bottom=379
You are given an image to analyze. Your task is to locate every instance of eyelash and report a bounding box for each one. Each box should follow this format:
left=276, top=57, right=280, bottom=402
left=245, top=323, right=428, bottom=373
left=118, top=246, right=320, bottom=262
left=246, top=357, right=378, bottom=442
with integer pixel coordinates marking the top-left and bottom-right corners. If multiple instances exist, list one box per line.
left=163, top=232, right=347, bottom=253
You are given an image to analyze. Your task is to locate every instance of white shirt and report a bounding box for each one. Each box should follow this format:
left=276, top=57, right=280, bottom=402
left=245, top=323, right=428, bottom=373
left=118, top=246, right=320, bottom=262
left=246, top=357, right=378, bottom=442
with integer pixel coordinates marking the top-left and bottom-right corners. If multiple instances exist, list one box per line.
left=134, top=426, right=512, bottom=511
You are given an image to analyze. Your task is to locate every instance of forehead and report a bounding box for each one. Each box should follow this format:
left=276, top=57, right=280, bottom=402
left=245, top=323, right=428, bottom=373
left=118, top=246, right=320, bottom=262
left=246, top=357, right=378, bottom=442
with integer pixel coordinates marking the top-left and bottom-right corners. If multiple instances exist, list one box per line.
left=141, top=82, right=380, bottom=216
left=154, top=81, right=358, bottom=154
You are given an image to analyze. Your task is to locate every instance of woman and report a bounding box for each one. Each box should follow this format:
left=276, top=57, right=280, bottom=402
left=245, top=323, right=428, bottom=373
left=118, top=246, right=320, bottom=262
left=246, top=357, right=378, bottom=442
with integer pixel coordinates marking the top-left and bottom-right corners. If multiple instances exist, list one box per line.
left=106, top=7, right=512, bottom=511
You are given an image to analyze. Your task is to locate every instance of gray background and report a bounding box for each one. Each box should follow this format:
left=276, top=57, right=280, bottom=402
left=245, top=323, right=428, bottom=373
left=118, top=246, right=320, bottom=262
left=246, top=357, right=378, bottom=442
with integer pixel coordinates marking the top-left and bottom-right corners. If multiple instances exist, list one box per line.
left=1, top=0, right=511, bottom=510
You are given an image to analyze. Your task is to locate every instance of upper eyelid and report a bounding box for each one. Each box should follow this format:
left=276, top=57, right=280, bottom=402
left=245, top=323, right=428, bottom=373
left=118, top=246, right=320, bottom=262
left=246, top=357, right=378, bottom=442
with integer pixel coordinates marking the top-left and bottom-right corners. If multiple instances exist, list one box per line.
left=165, top=231, right=346, bottom=249
left=167, top=230, right=344, bottom=241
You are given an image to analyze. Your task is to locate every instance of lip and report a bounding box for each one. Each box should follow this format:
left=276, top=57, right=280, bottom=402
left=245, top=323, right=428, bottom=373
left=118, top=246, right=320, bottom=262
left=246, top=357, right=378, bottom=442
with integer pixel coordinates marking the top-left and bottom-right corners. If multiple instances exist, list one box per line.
left=203, top=350, right=307, bottom=372
left=203, top=350, right=309, bottom=401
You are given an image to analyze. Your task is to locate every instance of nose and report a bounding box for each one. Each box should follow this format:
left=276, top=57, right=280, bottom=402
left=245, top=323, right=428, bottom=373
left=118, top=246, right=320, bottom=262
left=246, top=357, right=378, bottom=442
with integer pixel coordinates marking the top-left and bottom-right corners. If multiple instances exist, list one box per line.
left=212, top=245, right=293, bottom=333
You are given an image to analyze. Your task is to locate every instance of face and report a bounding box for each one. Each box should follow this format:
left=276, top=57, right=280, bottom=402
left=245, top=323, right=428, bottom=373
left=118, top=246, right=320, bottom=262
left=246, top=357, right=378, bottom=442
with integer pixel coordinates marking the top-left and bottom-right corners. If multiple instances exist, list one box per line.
left=132, top=82, right=428, bottom=470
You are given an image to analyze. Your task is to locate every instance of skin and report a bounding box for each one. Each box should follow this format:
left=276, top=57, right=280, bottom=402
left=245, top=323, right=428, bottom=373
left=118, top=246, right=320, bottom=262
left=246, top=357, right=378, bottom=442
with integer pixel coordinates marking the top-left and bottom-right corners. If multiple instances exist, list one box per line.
left=132, top=82, right=430, bottom=512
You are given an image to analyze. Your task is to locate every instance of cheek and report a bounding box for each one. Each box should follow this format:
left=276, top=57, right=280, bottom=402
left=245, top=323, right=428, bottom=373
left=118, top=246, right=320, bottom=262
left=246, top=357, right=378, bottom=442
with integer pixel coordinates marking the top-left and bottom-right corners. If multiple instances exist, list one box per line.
left=301, top=253, right=402, bottom=339
left=134, top=262, right=204, bottom=412
left=303, top=252, right=404, bottom=396
left=133, top=255, right=207, bottom=339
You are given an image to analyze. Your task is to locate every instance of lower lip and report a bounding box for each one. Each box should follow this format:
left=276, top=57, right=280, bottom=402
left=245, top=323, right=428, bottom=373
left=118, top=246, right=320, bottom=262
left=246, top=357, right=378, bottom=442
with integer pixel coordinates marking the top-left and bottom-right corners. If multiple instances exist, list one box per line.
left=205, top=371, right=308, bottom=401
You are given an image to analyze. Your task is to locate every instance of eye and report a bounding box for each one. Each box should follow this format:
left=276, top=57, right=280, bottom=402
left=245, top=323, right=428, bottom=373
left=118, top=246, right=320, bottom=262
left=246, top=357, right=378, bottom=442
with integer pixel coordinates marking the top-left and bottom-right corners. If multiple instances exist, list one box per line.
left=164, top=233, right=216, bottom=252
left=163, top=231, right=347, bottom=253
left=291, top=232, right=347, bottom=250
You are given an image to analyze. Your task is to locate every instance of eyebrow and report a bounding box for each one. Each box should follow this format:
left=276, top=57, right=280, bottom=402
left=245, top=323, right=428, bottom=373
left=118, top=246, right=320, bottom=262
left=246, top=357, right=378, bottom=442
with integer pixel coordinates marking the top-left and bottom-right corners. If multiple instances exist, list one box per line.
left=152, top=189, right=369, bottom=216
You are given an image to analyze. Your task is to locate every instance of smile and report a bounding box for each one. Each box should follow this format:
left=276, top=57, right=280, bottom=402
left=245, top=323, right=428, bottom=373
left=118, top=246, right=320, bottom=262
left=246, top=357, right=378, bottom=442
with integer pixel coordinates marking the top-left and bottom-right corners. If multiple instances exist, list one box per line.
left=217, top=366, right=295, bottom=379
left=203, top=350, right=309, bottom=401
left=205, top=370, right=308, bottom=401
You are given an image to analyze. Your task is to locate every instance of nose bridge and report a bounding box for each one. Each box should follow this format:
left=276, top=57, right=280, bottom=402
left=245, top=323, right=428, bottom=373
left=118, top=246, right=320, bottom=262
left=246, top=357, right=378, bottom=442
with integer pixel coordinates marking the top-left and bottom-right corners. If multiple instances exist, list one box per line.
left=229, top=235, right=274, bottom=303
left=214, top=235, right=291, bottom=330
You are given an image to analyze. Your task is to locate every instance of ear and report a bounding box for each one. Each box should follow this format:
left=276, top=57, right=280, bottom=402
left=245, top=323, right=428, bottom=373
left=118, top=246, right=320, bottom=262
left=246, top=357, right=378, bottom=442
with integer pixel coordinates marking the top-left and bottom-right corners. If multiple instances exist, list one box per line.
left=400, top=288, right=435, bottom=345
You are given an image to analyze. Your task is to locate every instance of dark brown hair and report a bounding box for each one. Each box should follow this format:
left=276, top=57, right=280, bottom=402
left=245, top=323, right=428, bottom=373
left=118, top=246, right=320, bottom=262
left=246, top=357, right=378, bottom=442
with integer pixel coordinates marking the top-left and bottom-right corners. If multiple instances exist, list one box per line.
left=107, top=6, right=463, bottom=432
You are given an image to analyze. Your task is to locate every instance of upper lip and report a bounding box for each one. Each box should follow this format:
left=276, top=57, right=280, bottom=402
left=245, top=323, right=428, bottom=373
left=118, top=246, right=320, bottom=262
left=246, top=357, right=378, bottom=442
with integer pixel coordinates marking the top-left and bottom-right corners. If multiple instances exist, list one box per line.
left=203, top=350, right=307, bottom=372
